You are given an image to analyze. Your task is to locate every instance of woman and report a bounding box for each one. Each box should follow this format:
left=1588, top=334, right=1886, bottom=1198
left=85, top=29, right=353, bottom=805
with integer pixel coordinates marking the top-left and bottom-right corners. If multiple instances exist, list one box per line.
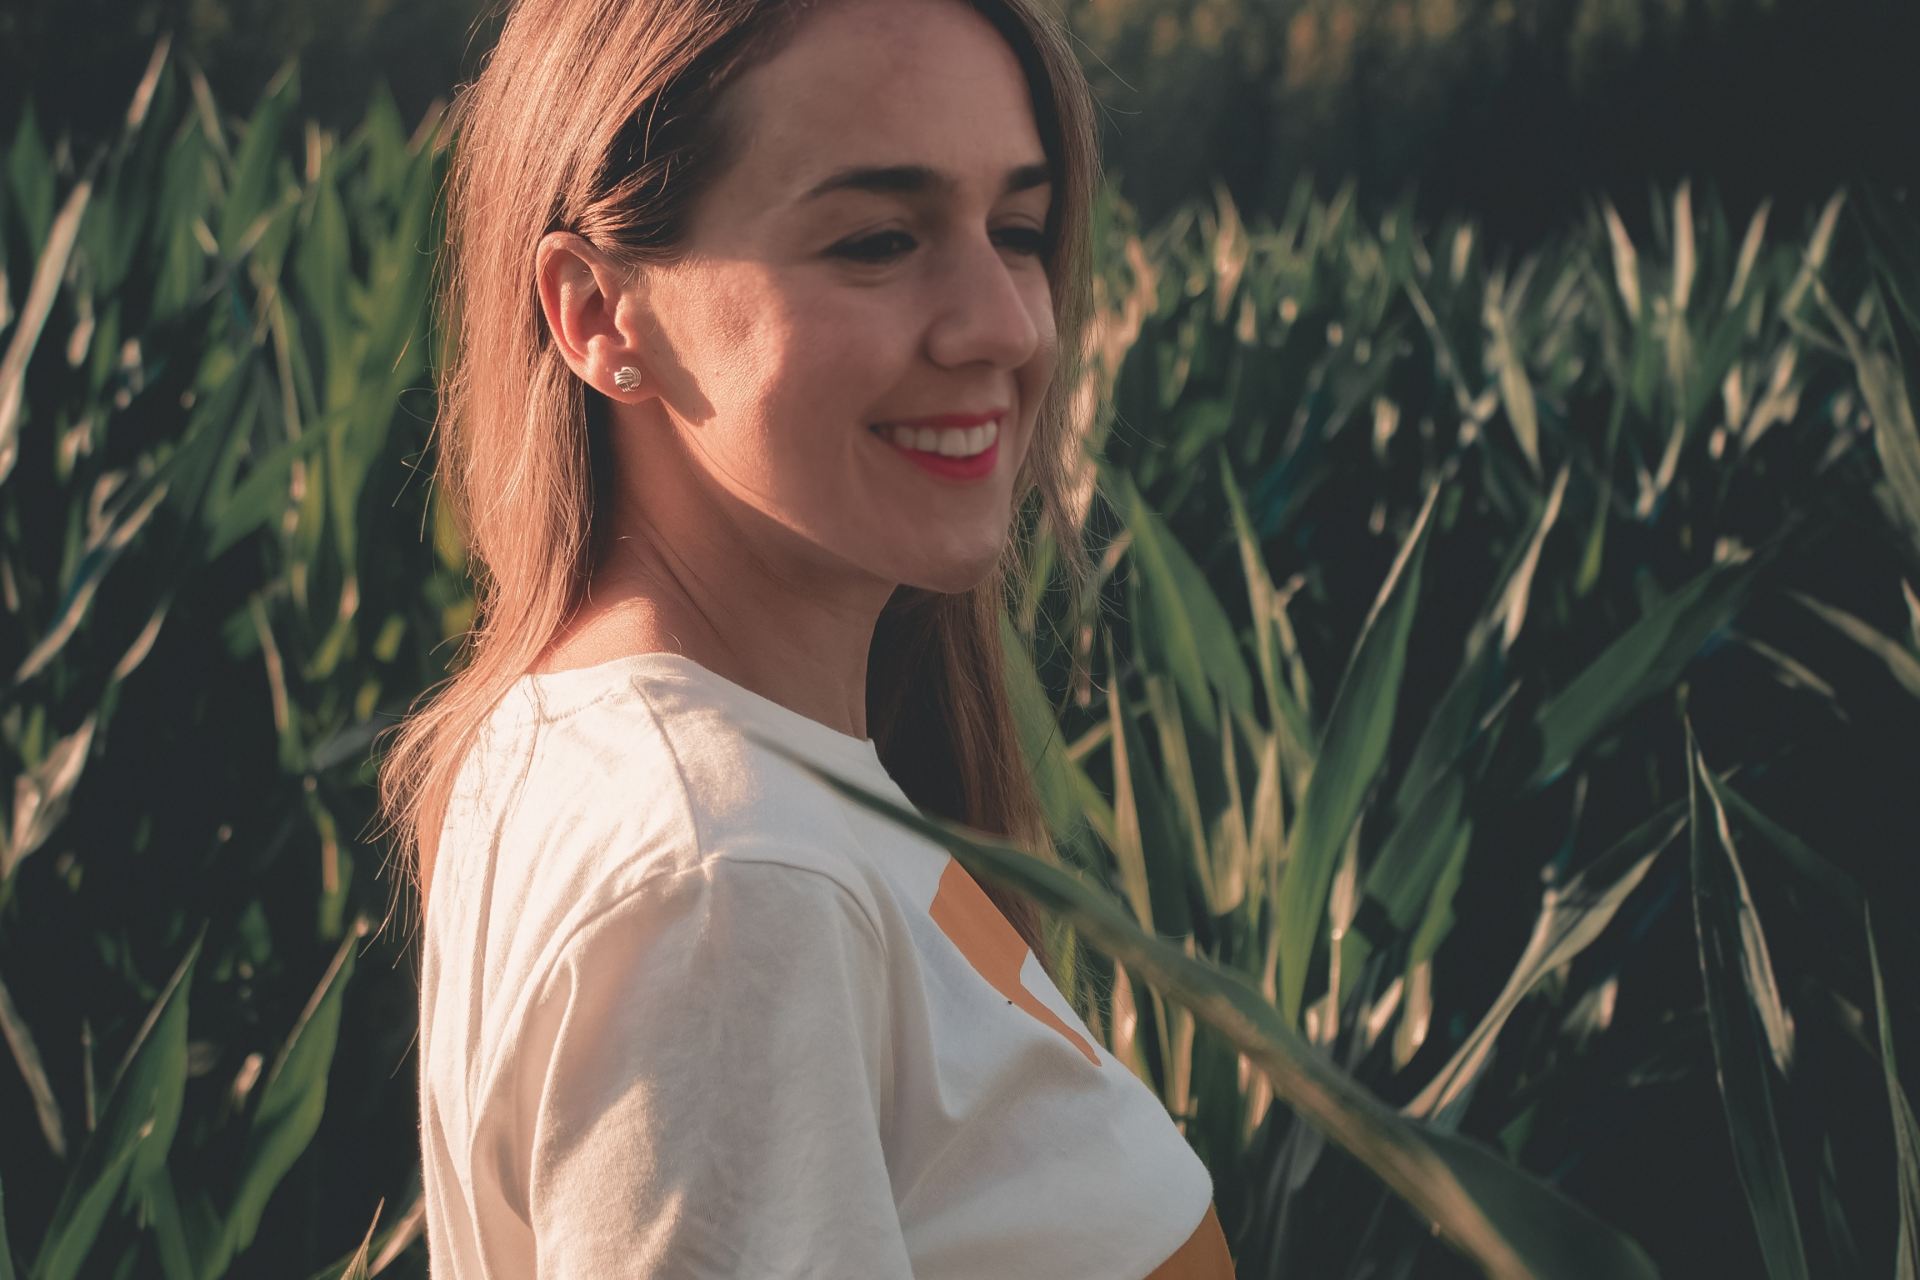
left=382, top=0, right=1236, bottom=1274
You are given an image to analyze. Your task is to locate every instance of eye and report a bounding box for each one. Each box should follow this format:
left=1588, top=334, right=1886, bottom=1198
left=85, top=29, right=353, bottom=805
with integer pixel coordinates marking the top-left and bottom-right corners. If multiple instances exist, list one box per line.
left=995, top=226, right=1050, bottom=258
left=832, top=230, right=917, bottom=263
left=830, top=226, right=1051, bottom=264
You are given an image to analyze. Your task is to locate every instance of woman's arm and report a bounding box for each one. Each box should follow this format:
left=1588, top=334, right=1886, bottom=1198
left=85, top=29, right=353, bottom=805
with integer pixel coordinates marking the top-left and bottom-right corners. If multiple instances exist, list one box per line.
left=511, top=856, right=910, bottom=1278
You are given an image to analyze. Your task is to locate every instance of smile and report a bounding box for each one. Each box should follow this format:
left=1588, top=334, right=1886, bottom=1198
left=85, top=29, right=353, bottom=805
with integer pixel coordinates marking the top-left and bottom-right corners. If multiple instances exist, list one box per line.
left=869, top=418, right=1001, bottom=481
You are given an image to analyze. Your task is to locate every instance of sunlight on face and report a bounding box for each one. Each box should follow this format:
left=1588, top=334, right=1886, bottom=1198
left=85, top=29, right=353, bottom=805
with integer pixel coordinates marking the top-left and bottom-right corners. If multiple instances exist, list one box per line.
left=633, top=0, right=1058, bottom=596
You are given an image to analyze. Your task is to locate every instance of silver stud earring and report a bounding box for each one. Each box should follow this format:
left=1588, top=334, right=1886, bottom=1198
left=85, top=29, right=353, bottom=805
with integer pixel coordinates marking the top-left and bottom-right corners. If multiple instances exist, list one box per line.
left=612, top=366, right=643, bottom=393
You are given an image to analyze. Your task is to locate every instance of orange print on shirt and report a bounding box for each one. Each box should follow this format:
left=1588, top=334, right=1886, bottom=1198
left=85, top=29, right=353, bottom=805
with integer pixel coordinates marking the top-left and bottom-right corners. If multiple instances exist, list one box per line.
left=1145, top=1202, right=1236, bottom=1278
left=928, top=856, right=1101, bottom=1067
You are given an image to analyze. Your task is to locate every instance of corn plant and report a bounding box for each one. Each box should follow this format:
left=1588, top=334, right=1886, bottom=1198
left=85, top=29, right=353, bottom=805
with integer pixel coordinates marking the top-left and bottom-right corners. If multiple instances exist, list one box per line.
left=969, top=176, right=1918, bottom=1276
left=1, top=38, right=449, bottom=1279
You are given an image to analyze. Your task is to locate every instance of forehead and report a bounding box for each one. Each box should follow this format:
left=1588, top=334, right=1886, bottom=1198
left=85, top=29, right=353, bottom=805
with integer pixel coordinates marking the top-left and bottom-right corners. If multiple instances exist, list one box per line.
left=718, top=0, right=1048, bottom=210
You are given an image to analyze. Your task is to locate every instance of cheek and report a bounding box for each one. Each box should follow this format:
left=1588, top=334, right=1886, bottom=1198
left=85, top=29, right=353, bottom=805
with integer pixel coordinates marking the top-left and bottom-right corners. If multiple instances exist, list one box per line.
left=1020, top=293, right=1060, bottom=395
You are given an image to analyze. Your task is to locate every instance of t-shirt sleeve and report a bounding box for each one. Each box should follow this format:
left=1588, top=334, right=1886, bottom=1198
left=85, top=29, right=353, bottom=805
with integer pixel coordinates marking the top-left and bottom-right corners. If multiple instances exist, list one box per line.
left=512, top=856, right=911, bottom=1278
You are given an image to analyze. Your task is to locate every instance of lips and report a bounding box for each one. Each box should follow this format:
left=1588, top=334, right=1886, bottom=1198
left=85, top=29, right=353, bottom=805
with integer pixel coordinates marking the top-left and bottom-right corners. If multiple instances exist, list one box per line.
left=870, top=419, right=1001, bottom=480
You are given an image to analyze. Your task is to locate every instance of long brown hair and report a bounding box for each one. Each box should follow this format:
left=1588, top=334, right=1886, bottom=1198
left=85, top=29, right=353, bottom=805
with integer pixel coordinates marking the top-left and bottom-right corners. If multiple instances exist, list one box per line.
left=378, top=0, right=1110, bottom=1003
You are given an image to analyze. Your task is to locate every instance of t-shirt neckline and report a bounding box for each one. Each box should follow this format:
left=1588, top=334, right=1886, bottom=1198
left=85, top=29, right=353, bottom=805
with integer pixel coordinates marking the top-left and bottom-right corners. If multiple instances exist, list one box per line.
left=510, top=649, right=887, bottom=780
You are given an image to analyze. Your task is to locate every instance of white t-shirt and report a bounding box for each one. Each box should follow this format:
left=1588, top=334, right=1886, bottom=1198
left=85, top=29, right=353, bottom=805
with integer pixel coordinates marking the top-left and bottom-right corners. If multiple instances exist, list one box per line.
left=417, top=650, right=1234, bottom=1278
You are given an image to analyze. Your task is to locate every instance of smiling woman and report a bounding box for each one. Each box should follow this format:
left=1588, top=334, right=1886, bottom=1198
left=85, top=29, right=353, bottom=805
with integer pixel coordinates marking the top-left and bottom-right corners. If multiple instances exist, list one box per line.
left=376, top=0, right=1235, bottom=1275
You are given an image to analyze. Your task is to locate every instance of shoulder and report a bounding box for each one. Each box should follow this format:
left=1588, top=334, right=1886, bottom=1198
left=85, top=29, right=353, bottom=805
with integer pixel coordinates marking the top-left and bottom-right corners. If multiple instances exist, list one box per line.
left=547, top=846, right=888, bottom=985
left=431, top=666, right=884, bottom=995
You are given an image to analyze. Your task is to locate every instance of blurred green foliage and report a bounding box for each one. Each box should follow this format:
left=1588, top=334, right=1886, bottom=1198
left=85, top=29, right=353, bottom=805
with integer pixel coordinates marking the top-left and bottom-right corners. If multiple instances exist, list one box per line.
left=1066, top=0, right=1919, bottom=247
left=3, top=32, right=1919, bottom=1280
left=4, top=0, right=1915, bottom=255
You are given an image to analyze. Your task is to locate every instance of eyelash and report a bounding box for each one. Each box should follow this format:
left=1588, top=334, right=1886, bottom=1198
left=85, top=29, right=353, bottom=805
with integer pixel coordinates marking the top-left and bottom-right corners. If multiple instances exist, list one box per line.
left=832, top=227, right=1049, bottom=263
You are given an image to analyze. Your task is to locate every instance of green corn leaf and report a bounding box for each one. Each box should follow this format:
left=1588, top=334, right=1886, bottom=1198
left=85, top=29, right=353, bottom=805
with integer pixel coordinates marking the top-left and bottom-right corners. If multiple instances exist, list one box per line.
left=1340, top=680, right=1512, bottom=1012
left=215, top=64, right=297, bottom=257
left=1707, top=768, right=1864, bottom=918
left=140, top=1168, right=199, bottom=1280
left=1524, top=552, right=1761, bottom=791
left=0, top=714, right=95, bottom=887
left=1726, top=200, right=1772, bottom=309
left=760, top=736, right=1658, bottom=1280
left=1856, top=186, right=1920, bottom=340
left=5, top=105, right=55, bottom=252
left=1688, top=723, right=1810, bottom=1280
left=303, top=1194, right=424, bottom=1280
left=293, top=163, right=354, bottom=402
left=1, top=1165, right=16, bottom=1280
left=1601, top=198, right=1643, bottom=321
left=1276, top=476, right=1439, bottom=1026
left=1107, top=464, right=1254, bottom=737
left=1485, top=296, right=1540, bottom=475
left=32, top=935, right=201, bottom=1280
left=205, top=404, right=349, bottom=561
left=199, top=920, right=362, bottom=1277
left=1785, top=588, right=1920, bottom=700
left=1335, top=475, right=1549, bottom=993
left=1407, top=798, right=1685, bottom=1124
left=316, top=1198, right=381, bottom=1280
left=1218, top=455, right=1314, bottom=773
left=1866, top=904, right=1920, bottom=1280
left=1809, top=269, right=1920, bottom=557
left=1389, top=823, right=1471, bottom=1069
left=1105, top=624, right=1194, bottom=939
left=998, top=608, right=1094, bottom=872
left=1695, top=752, right=1796, bottom=1078
left=0, top=158, right=98, bottom=486
left=14, top=461, right=171, bottom=682
left=1355, top=644, right=1511, bottom=939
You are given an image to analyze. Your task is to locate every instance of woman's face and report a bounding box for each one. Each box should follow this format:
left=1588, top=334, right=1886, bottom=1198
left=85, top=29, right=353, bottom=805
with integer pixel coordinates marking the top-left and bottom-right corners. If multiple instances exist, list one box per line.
left=605, top=0, right=1058, bottom=598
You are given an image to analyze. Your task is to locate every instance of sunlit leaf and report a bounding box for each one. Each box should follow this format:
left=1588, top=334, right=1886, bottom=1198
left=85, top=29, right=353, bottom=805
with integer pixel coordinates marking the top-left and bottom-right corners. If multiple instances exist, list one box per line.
left=1406, top=798, right=1683, bottom=1124
left=1688, top=723, right=1810, bottom=1280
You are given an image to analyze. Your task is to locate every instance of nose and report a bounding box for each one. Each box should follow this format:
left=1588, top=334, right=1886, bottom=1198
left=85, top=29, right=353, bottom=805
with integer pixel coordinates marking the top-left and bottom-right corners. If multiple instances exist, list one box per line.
left=924, top=230, right=1045, bottom=372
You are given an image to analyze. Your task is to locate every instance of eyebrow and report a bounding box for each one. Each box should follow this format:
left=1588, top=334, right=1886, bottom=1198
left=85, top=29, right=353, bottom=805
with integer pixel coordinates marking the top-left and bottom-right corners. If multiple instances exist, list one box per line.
left=795, top=161, right=1053, bottom=205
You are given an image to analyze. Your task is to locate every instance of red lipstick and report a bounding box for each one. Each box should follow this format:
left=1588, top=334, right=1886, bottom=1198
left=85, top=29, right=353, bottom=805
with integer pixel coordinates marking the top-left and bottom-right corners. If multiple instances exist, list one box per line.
left=870, top=413, right=1003, bottom=482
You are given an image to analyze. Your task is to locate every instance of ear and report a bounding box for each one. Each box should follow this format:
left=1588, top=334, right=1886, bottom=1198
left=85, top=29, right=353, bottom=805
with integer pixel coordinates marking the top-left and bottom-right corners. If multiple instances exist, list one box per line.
left=535, top=231, right=651, bottom=401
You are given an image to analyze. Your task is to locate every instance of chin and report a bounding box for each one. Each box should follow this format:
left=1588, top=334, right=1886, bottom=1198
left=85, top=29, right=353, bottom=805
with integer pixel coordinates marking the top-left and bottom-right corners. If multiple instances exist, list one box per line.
left=905, top=547, right=1007, bottom=597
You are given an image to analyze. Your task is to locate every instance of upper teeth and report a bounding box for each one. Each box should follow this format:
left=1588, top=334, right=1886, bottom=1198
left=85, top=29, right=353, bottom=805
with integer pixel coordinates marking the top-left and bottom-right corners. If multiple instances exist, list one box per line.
left=881, top=419, right=999, bottom=457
